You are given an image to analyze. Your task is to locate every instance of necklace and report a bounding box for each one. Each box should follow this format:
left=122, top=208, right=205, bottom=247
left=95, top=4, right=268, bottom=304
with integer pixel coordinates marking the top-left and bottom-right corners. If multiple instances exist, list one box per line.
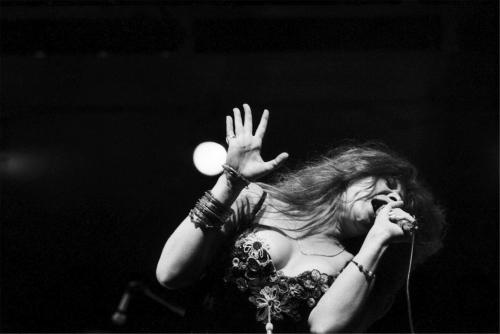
left=296, top=239, right=346, bottom=257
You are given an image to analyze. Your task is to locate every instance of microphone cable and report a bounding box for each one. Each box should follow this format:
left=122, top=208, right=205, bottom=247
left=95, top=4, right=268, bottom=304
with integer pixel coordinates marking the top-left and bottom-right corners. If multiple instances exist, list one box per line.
left=373, top=201, right=417, bottom=333
left=406, top=232, right=416, bottom=334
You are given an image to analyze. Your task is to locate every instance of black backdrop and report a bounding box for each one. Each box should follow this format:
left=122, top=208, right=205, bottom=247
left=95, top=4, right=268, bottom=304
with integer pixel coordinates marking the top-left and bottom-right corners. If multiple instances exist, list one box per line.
left=1, top=1, right=498, bottom=332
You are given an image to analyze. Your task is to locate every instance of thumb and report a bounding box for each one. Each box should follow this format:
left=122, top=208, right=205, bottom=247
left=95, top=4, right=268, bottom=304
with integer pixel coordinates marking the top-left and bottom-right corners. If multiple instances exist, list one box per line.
left=264, top=152, right=289, bottom=172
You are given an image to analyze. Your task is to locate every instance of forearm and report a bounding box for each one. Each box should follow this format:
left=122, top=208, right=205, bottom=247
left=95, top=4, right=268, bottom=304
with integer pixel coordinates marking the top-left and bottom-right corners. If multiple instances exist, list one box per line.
left=309, top=232, right=388, bottom=333
left=156, top=174, right=244, bottom=288
left=157, top=103, right=286, bottom=288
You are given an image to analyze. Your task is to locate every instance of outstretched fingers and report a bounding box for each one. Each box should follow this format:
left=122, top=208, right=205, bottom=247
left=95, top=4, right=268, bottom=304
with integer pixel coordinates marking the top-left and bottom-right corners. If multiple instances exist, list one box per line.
left=233, top=107, right=244, bottom=135
left=226, top=115, right=235, bottom=138
left=264, top=152, right=289, bottom=172
left=242, top=103, right=253, bottom=135
left=255, top=109, right=269, bottom=139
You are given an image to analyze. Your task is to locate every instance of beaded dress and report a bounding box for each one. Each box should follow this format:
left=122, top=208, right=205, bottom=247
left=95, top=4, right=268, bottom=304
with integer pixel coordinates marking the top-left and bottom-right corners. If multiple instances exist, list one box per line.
left=187, top=184, right=347, bottom=333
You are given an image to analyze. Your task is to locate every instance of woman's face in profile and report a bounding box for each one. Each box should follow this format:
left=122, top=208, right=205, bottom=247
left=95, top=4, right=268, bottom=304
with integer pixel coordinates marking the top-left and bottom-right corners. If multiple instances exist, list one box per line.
left=340, top=176, right=404, bottom=237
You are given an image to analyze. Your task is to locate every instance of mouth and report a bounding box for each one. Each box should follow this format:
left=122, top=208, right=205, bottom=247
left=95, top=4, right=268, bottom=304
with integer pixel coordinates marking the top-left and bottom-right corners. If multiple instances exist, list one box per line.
left=371, top=198, right=387, bottom=216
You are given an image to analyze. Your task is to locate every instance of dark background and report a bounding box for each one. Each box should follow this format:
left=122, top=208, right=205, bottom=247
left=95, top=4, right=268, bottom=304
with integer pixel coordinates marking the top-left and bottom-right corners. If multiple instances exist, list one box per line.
left=0, top=1, right=498, bottom=332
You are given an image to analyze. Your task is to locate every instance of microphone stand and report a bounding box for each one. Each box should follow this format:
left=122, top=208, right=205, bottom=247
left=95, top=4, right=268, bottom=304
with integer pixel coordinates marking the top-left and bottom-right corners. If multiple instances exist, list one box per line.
left=111, top=280, right=185, bottom=326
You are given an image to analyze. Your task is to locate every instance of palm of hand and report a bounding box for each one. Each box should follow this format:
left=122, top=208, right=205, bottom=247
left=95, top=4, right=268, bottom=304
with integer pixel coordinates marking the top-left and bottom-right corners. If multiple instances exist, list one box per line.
left=227, top=142, right=265, bottom=178
left=225, top=104, right=288, bottom=181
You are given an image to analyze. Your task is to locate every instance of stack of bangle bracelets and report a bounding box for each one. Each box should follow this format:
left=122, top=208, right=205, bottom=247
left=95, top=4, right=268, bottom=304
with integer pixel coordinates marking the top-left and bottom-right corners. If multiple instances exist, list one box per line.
left=190, top=190, right=234, bottom=231
left=221, top=164, right=250, bottom=188
left=189, top=165, right=250, bottom=230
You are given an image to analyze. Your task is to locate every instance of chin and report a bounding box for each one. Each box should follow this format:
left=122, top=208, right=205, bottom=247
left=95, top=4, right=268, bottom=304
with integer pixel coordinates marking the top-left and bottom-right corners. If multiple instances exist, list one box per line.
left=350, top=221, right=371, bottom=237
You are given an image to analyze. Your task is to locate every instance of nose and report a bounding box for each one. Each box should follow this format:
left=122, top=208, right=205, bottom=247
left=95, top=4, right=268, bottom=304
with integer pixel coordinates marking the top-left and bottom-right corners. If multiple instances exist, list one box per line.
left=375, top=192, right=402, bottom=205
left=387, top=191, right=403, bottom=202
left=387, top=192, right=401, bottom=202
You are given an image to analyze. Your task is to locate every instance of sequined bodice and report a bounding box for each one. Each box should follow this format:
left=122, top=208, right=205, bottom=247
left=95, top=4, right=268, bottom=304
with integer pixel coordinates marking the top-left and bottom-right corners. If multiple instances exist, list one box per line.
left=223, top=230, right=342, bottom=326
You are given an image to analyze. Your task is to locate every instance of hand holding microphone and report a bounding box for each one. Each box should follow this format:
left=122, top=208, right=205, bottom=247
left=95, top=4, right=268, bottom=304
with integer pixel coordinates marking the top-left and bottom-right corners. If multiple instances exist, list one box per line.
left=372, top=200, right=418, bottom=243
left=387, top=208, right=418, bottom=234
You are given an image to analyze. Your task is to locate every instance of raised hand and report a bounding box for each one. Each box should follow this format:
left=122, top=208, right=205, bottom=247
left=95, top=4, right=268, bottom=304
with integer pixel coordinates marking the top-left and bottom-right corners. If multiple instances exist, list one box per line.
left=225, top=104, right=288, bottom=181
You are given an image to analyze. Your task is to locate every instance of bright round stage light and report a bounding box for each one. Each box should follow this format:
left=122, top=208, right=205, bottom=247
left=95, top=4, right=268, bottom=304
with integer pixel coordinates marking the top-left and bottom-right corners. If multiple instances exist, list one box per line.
left=193, top=141, right=227, bottom=176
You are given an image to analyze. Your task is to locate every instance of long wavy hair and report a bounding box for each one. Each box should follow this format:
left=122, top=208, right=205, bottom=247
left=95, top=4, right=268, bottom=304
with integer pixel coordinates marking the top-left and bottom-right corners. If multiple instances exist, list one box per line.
left=258, top=142, right=446, bottom=267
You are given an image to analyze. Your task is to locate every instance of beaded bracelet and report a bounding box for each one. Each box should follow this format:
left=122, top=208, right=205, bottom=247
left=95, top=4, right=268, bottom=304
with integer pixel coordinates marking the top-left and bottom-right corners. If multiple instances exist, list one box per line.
left=350, top=259, right=376, bottom=282
left=221, top=164, right=250, bottom=188
left=189, top=191, right=234, bottom=231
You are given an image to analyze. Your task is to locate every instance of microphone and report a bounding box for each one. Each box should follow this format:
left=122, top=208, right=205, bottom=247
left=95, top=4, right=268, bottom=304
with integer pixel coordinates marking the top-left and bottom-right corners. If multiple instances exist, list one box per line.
left=397, top=218, right=418, bottom=234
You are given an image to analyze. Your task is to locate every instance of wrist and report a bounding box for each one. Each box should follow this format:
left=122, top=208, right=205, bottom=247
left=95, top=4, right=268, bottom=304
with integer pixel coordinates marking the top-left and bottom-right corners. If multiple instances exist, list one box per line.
left=221, top=164, right=251, bottom=188
left=353, top=233, right=389, bottom=275
left=365, top=228, right=392, bottom=247
left=211, top=173, right=246, bottom=205
left=358, top=231, right=389, bottom=259
left=220, top=172, right=247, bottom=192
